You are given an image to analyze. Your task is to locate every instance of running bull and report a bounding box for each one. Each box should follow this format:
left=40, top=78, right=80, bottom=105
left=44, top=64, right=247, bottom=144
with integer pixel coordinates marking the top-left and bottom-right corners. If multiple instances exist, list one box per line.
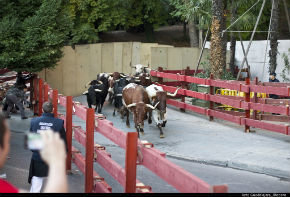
left=146, top=84, right=180, bottom=138
left=122, top=83, right=159, bottom=137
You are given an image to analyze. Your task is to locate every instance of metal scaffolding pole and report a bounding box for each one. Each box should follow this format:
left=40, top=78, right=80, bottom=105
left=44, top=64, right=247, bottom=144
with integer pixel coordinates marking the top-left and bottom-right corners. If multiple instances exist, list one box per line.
left=283, top=0, right=290, bottom=33
left=194, top=27, right=210, bottom=77
left=238, top=32, right=251, bottom=79
left=236, top=0, right=267, bottom=80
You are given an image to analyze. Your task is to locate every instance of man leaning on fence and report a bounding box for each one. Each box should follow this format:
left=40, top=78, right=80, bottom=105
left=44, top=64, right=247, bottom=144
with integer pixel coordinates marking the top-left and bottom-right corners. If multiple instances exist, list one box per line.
left=28, top=102, right=67, bottom=193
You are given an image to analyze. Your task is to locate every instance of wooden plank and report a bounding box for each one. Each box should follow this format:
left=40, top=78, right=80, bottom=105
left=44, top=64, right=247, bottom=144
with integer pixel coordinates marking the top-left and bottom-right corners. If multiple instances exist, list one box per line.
left=139, top=145, right=211, bottom=193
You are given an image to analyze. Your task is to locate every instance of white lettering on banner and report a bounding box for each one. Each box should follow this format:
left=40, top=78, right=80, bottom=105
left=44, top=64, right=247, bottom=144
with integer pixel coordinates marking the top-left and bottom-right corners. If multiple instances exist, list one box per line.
left=39, top=122, right=53, bottom=127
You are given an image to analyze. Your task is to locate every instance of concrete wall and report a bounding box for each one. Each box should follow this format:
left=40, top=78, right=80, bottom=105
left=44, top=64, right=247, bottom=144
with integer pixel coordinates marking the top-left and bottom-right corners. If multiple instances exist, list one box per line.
left=205, top=40, right=290, bottom=82
left=40, top=42, right=230, bottom=96
left=39, top=42, right=173, bottom=96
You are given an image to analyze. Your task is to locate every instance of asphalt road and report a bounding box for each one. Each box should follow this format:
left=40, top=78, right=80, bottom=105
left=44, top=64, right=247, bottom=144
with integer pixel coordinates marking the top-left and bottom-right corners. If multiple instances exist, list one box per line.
left=70, top=96, right=290, bottom=193
left=1, top=98, right=289, bottom=193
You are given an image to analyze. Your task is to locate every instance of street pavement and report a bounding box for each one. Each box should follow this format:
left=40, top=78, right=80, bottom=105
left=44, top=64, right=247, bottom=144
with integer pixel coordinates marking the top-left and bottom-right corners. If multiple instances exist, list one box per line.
left=1, top=98, right=290, bottom=193
left=73, top=95, right=290, bottom=179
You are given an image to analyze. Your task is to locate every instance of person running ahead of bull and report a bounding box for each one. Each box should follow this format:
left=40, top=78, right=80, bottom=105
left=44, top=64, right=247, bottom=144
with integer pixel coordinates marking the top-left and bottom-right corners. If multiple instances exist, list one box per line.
left=269, top=72, right=280, bottom=99
left=28, top=102, right=67, bottom=193
left=4, top=85, right=28, bottom=119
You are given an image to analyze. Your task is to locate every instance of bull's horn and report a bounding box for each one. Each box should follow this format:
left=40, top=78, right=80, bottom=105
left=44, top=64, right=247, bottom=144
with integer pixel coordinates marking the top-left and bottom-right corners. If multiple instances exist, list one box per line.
left=134, top=76, right=140, bottom=79
left=145, top=77, right=150, bottom=80
left=130, top=62, right=136, bottom=68
left=85, top=81, right=91, bottom=88
left=115, top=79, right=120, bottom=82
left=146, top=102, right=160, bottom=110
left=167, top=87, right=180, bottom=97
left=98, top=81, right=103, bottom=84
left=127, top=103, right=137, bottom=108
left=116, top=94, right=123, bottom=97
left=82, top=90, right=88, bottom=95
left=134, top=80, right=141, bottom=82
left=95, top=89, right=102, bottom=92
left=120, top=73, right=127, bottom=77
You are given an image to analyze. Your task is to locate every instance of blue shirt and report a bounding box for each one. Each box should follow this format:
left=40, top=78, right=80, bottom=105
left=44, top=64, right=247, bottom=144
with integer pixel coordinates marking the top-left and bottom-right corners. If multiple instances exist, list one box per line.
left=30, top=113, right=67, bottom=160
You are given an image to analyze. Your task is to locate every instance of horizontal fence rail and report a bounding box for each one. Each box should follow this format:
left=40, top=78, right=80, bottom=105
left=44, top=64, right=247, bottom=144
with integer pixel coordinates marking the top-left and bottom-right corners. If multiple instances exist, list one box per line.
left=32, top=76, right=227, bottom=193
left=151, top=67, right=290, bottom=136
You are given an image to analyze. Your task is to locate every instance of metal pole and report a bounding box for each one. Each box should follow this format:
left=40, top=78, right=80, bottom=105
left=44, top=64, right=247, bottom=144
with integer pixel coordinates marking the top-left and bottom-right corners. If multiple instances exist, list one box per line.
left=238, top=32, right=251, bottom=79
left=194, top=27, right=210, bottom=77
left=223, top=0, right=261, bottom=35
left=85, top=108, right=95, bottom=193
left=283, top=0, right=290, bottom=33
left=236, top=0, right=267, bottom=80
left=66, top=96, right=73, bottom=172
left=125, top=132, right=138, bottom=193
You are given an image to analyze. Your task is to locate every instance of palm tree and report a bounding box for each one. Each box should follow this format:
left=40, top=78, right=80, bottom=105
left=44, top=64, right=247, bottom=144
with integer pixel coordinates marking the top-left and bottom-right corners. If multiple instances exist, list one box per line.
left=170, top=0, right=211, bottom=47
left=269, top=0, right=279, bottom=74
left=210, top=0, right=226, bottom=79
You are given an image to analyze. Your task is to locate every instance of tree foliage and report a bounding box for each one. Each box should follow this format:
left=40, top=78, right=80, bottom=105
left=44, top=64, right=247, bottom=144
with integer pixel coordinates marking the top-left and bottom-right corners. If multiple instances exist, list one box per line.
left=0, top=0, right=72, bottom=72
left=68, top=0, right=171, bottom=44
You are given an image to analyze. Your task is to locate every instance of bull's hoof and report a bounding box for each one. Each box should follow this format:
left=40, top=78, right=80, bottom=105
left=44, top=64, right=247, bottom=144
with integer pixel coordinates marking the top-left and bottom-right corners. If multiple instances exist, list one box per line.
left=140, top=131, right=145, bottom=135
left=113, top=113, right=115, bottom=117
left=148, top=119, right=152, bottom=124
left=126, top=124, right=130, bottom=128
left=160, top=134, right=165, bottom=138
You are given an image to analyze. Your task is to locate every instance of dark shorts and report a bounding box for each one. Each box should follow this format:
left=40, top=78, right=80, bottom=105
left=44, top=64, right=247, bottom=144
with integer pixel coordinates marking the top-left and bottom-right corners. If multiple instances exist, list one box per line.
left=28, top=159, right=48, bottom=184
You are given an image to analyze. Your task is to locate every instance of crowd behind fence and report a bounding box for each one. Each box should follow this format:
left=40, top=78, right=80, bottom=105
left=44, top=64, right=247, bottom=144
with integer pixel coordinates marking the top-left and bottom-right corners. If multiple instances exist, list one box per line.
left=31, top=77, right=228, bottom=193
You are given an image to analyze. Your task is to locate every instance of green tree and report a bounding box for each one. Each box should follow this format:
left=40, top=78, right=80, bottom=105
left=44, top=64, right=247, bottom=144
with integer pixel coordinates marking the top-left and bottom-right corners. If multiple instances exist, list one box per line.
left=125, top=0, right=170, bottom=42
left=0, top=0, right=72, bottom=72
left=68, top=0, right=171, bottom=44
left=68, top=0, right=128, bottom=44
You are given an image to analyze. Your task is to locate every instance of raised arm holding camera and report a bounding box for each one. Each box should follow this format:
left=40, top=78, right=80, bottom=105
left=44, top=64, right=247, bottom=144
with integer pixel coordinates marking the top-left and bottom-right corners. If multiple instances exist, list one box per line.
left=0, top=113, right=68, bottom=193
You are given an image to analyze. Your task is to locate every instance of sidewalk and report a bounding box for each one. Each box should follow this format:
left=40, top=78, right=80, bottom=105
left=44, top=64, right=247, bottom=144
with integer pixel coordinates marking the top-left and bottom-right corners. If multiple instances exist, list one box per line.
left=72, top=95, right=290, bottom=179
left=1, top=112, right=84, bottom=193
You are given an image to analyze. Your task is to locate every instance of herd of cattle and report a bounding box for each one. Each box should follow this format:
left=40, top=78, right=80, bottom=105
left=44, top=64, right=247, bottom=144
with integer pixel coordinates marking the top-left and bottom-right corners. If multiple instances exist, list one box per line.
left=83, top=64, right=180, bottom=138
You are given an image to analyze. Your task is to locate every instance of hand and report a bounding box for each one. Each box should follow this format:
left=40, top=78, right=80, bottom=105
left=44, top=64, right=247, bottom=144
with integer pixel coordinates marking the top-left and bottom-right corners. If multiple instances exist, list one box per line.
left=40, top=130, right=66, bottom=166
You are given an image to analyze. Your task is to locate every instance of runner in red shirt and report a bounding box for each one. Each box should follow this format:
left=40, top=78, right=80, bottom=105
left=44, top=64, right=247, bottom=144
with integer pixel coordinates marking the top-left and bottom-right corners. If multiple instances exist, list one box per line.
left=0, top=179, right=18, bottom=193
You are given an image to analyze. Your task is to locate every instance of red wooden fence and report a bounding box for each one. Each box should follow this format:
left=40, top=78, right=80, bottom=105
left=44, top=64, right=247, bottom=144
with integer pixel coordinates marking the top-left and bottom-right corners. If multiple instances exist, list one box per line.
left=33, top=76, right=228, bottom=193
left=150, top=68, right=290, bottom=135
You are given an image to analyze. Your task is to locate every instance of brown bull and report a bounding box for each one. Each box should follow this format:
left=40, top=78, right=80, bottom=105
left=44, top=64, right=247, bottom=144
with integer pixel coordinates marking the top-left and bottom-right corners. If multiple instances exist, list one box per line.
left=122, top=83, right=159, bottom=137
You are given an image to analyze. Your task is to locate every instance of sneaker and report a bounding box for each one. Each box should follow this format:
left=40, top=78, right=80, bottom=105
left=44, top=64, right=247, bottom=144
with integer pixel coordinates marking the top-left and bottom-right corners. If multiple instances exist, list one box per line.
left=21, top=117, right=28, bottom=119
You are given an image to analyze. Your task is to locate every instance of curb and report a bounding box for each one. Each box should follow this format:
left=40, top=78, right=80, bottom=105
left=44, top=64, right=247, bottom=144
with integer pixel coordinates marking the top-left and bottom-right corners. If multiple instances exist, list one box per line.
left=166, top=153, right=290, bottom=179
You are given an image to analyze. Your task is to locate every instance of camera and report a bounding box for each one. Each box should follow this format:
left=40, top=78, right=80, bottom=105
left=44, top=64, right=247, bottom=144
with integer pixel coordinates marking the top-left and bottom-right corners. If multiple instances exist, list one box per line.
left=25, top=132, right=44, bottom=150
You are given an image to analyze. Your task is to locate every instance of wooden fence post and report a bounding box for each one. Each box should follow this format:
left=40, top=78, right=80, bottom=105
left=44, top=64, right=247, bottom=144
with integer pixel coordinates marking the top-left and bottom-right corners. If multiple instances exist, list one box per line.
left=66, top=96, right=73, bottom=172
left=85, top=108, right=95, bottom=193
left=38, top=78, right=43, bottom=116
left=209, top=74, right=214, bottom=121
left=158, top=67, right=163, bottom=84
left=125, top=132, right=138, bottom=193
left=245, top=77, right=251, bottom=132
left=252, top=77, right=258, bottom=120
left=29, top=77, right=34, bottom=111
left=52, top=89, right=58, bottom=118
left=33, top=77, right=38, bottom=116
left=180, top=69, right=187, bottom=112
left=44, top=84, right=49, bottom=102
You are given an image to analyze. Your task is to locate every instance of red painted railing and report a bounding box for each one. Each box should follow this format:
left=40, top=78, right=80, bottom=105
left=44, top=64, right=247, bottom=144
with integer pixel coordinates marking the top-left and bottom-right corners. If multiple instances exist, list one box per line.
left=151, top=68, right=290, bottom=135
left=33, top=76, right=228, bottom=193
